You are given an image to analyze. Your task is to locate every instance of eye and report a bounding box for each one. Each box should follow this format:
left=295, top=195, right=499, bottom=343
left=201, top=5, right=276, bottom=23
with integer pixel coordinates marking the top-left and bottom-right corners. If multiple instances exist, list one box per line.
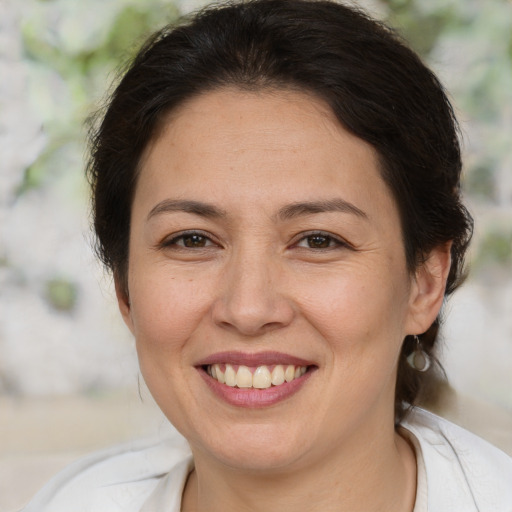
left=163, top=231, right=217, bottom=249
left=295, top=232, right=347, bottom=250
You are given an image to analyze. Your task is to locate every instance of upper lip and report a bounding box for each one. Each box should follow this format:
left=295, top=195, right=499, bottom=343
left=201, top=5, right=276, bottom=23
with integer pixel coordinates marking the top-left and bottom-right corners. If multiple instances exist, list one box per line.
left=195, top=351, right=315, bottom=367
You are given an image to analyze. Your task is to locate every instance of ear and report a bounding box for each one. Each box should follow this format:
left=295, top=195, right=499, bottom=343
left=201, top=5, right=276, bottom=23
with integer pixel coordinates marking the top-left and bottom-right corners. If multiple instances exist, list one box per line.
left=114, top=275, right=135, bottom=334
left=405, top=242, right=452, bottom=335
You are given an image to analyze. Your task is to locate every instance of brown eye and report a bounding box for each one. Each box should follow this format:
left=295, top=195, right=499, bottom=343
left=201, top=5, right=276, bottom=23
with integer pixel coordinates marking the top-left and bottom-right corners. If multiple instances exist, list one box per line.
left=295, top=232, right=348, bottom=250
left=182, top=234, right=209, bottom=248
left=163, top=231, right=216, bottom=249
left=306, top=235, right=332, bottom=249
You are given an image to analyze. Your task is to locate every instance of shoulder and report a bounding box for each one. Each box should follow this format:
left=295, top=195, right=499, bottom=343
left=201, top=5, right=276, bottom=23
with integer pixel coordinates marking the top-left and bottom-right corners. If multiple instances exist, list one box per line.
left=20, top=433, right=192, bottom=512
left=402, top=407, right=512, bottom=511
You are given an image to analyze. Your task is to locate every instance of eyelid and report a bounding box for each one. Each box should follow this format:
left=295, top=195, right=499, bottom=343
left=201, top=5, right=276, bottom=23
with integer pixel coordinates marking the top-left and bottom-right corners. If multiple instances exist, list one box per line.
left=291, top=230, right=352, bottom=249
left=160, top=229, right=220, bottom=248
left=157, top=229, right=352, bottom=250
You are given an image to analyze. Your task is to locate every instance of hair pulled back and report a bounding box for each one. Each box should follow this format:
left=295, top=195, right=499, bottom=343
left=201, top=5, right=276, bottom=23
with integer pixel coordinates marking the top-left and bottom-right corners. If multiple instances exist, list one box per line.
left=87, top=0, right=473, bottom=422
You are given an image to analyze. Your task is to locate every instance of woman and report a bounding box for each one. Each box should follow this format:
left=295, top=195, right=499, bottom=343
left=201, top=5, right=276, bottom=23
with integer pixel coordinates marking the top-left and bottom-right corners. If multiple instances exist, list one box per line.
left=23, top=0, right=512, bottom=510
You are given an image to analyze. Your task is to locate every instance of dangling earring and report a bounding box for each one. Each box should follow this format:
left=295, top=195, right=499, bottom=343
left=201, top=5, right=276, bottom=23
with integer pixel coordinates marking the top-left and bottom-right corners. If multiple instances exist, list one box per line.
left=407, top=335, right=431, bottom=372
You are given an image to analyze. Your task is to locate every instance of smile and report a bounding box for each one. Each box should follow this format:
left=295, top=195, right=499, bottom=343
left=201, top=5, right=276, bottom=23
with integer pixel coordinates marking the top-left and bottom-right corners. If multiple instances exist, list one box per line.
left=196, top=352, right=317, bottom=407
left=205, top=364, right=308, bottom=389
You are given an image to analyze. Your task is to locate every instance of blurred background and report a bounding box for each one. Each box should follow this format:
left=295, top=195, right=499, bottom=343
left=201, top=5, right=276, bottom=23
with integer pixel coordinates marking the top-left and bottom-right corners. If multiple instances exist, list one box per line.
left=1, top=0, right=511, bottom=510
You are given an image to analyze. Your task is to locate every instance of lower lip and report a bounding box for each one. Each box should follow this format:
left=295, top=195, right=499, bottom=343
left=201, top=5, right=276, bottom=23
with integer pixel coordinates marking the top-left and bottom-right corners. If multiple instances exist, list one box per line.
left=198, top=367, right=316, bottom=408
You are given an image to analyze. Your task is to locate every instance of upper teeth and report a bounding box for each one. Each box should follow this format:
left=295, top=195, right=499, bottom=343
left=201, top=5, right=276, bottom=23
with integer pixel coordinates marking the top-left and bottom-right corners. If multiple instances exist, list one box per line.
left=207, top=364, right=308, bottom=389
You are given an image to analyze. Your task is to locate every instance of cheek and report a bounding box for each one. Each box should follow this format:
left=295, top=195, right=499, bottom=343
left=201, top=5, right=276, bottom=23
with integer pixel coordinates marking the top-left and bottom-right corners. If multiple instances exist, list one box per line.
left=128, top=272, right=212, bottom=362
left=127, top=273, right=215, bottom=428
left=301, top=270, right=408, bottom=339
left=295, top=263, right=411, bottom=391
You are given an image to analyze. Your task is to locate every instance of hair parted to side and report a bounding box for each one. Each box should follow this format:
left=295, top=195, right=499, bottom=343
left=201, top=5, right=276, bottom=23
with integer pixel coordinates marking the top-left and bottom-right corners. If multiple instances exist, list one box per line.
left=87, top=0, right=473, bottom=423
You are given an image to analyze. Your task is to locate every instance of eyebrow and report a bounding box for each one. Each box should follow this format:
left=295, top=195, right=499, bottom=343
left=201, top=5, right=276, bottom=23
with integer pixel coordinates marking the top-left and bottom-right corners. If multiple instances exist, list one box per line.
left=147, top=199, right=227, bottom=221
left=277, top=198, right=368, bottom=221
left=146, top=197, right=368, bottom=222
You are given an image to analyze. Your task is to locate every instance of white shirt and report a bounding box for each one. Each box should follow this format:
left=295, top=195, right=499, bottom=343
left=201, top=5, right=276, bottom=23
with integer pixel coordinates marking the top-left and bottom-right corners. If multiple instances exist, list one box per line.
left=21, top=408, right=512, bottom=512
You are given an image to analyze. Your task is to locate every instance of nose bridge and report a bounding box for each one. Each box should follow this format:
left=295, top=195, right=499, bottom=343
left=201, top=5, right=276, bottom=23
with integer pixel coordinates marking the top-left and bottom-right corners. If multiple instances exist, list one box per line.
left=212, top=239, right=293, bottom=335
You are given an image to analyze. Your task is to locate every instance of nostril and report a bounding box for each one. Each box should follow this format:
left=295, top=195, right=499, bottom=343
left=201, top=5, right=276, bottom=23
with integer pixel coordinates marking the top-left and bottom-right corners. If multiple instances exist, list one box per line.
left=211, top=268, right=295, bottom=335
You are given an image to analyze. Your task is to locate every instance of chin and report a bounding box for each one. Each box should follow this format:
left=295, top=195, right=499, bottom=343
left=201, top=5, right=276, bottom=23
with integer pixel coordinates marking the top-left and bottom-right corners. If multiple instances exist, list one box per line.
left=192, top=422, right=312, bottom=472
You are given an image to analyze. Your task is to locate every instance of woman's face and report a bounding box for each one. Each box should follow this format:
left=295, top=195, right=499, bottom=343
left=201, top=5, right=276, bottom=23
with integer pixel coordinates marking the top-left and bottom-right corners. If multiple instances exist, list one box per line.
left=119, top=88, right=436, bottom=471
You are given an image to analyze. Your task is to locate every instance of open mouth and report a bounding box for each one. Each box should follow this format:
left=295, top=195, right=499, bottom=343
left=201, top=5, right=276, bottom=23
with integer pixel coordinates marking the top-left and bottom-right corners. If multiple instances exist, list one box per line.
left=203, top=363, right=311, bottom=389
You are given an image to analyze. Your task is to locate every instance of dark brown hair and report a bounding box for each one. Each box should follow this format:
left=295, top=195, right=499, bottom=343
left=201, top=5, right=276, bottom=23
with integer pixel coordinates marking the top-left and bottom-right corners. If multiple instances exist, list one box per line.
left=87, top=0, right=473, bottom=422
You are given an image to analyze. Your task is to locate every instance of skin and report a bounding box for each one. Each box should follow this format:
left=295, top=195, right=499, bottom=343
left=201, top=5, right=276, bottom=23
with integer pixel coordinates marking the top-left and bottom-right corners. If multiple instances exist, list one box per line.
left=116, top=88, right=451, bottom=512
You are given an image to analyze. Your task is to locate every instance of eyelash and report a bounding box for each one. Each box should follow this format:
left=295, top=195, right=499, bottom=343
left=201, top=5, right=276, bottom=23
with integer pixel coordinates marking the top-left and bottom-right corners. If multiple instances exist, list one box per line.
left=161, top=230, right=350, bottom=251
left=293, top=231, right=350, bottom=250
left=161, top=230, right=218, bottom=249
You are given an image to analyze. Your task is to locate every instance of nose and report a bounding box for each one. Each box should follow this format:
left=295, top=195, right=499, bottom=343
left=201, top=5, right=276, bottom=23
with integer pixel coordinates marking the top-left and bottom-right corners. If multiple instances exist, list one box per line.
left=211, top=246, right=295, bottom=336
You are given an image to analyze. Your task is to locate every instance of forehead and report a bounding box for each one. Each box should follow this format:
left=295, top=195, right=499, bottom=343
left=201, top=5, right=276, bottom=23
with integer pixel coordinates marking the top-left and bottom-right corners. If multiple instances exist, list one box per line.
left=135, top=88, right=395, bottom=221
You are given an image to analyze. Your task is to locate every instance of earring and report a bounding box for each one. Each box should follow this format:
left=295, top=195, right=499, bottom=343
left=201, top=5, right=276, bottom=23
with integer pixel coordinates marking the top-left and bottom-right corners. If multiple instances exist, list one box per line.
left=407, top=335, right=431, bottom=372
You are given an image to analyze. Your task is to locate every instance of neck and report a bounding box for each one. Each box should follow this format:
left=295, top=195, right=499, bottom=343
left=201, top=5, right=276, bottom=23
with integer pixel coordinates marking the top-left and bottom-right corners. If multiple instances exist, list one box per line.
left=181, top=418, right=417, bottom=512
